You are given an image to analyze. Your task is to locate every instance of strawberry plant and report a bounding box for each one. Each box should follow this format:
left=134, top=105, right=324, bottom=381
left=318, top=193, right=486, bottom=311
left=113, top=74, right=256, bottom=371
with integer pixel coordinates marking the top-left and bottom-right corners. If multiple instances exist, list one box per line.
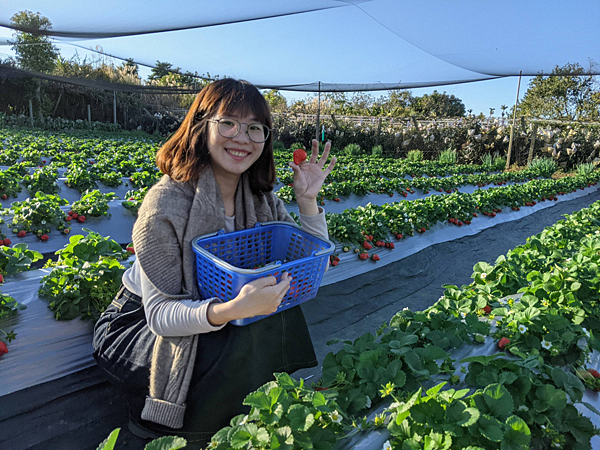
left=0, top=170, right=22, bottom=199
left=129, top=170, right=161, bottom=188
left=10, top=192, right=69, bottom=238
left=65, top=163, right=98, bottom=192
left=71, top=189, right=118, bottom=217
left=99, top=170, right=123, bottom=187
left=0, top=243, right=43, bottom=276
left=207, top=372, right=344, bottom=450
left=40, top=231, right=130, bottom=320
left=23, top=165, right=60, bottom=196
left=122, top=187, right=148, bottom=216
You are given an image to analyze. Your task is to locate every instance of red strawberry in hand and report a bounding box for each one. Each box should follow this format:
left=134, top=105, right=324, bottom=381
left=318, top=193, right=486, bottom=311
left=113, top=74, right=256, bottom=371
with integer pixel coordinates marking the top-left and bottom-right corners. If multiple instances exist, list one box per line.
left=498, top=337, right=510, bottom=350
left=0, top=341, right=7, bottom=356
left=293, top=148, right=307, bottom=165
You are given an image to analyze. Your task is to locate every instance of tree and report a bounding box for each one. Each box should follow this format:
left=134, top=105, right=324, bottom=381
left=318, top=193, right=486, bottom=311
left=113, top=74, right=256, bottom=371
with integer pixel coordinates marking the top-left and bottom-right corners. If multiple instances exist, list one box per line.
left=518, top=63, right=600, bottom=121
left=410, top=90, right=465, bottom=117
left=9, top=10, right=59, bottom=121
left=263, top=89, right=287, bottom=112
left=148, top=61, right=176, bottom=81
left=122, top=58, right=139, bottom=78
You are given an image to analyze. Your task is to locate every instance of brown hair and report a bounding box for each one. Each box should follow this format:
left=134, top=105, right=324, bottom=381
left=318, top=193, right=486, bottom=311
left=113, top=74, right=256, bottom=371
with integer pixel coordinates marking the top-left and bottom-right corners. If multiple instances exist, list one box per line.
left=156, top=78, right=275, bottom=194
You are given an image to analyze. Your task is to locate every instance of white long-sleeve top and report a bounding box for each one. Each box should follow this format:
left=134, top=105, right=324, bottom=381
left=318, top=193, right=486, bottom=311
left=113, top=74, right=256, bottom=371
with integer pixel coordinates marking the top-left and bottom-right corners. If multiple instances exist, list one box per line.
left=122, top=208, right=329, bottom=337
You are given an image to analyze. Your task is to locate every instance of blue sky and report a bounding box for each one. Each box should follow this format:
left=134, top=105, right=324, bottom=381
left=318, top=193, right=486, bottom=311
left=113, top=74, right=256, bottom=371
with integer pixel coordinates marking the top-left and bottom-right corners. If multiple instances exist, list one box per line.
left=3, top=0, right=595, bottom=116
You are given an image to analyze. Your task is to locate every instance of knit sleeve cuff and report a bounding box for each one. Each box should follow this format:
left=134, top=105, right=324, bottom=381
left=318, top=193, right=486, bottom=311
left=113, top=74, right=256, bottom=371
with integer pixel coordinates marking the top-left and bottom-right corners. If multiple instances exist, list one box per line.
left=141, top=396, right=186, bottom=429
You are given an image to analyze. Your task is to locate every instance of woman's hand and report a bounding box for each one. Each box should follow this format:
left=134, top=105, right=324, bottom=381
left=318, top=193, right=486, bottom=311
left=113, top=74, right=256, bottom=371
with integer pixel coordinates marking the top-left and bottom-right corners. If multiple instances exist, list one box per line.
left=290, top=139, right=337, bottom=208
left=207, top=273, right=292, bottom=324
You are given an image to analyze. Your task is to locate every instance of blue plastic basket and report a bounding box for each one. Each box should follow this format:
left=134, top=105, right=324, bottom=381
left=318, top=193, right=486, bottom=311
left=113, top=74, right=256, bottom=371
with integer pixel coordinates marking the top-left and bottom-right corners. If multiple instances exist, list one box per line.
left=192, top=221, right=335, bottom=326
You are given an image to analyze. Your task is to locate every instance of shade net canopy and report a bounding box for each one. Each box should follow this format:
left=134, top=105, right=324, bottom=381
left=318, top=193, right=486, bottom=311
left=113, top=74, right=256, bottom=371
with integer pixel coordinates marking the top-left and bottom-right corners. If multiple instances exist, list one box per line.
left=0, top=0, right=599, bottom=92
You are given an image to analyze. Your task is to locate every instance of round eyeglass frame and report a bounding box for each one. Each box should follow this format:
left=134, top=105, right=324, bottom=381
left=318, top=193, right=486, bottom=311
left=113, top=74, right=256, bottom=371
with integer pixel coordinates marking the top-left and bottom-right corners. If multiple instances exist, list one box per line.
left=207, top=118, right=271, bottom=143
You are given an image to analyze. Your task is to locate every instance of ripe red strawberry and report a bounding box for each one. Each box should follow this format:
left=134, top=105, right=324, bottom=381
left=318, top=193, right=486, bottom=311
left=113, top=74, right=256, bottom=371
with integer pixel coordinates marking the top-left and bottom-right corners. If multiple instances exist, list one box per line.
left=0, top=341, right=7, bottom=356
left=126, top=246, right=135, bottom=254
left=3, top=238, right=11, bottom=246
left=458, top=221, right=463, bottom=226
left=402, top=192, right=408, bottom=197
left=396, top=234, right=403, bottom=240
left=331, top=260, right=339, bottom=266
left=334, top=256, right=340, bottom=262
left=0, top=274, right=4, bottom=283
left=0, top=240, right=3, bottom=247
left=498, top=337, right=510, bottom=350
left=293, top=148, right=307, bottom=165
left=363, top=241, right=373, bottom=250
left=65, top=216, right=72, bottom=221
left=78, top=215, right=86, bottom=223
left=40, top=234, right=49, bottom=241
left=366, top=235, right=373, bottom=241
left=465, top=220, right=471, bottom=225
left=128, top=197, right=135, bottom=201
left=71, top=213, right=79, bottom=219
left=68, top=211, right=74, bottom=216
left=421, top=227, right=426, bottom=233
left=333, top=198, right=341, bottom=202
left=371, top=254, right=380, bottom=261
left=358, top=253, right=369, bottom=260
left=483, top=305, right=492, bottom=314
left=389, top=243, right=395, bottom=249
left=1, top=194, right=6, bottom=200
left=589, top=369, right=600, bottom=379
left=17, top=231, right=26, bottom=238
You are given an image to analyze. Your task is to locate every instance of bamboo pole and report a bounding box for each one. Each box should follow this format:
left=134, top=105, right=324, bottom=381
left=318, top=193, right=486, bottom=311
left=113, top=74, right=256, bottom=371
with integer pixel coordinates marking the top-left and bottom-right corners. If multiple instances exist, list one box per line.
left=505, top=71, right=522, bottom=170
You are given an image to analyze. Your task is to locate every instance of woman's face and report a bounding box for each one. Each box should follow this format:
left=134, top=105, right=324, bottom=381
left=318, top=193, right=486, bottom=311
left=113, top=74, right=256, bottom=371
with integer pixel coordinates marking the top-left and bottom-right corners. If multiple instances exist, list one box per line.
left=206, top=111, right=265, bottom=180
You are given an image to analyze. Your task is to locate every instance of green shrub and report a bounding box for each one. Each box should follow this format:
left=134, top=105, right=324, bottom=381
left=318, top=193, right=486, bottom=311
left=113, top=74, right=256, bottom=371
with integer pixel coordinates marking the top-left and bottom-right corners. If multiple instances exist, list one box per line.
left=438, top=149, right=457, bottom=164
left=493, top=156, right=506, bottom=171
left=343, top=143, right=362, bottom=157
left=272, top=140, right=286, bottom=150
left=576, top=162, right=596, bottom=176
left=290, top=142, right=305, bottom=150
left=481, top=153, right=494, bottom=166
left=406, top=149, right=423, bottom=162
left=528, top=157, right=558, bottom=177
left=371, top=145, right=383, bottom=157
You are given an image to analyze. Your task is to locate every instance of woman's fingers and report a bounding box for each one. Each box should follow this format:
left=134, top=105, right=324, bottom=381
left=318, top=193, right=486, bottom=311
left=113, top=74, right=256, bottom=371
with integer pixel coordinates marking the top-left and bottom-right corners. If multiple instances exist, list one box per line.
left=318, top=141, right=331, bottom=168
left=308, top=139, right=320, bottom=164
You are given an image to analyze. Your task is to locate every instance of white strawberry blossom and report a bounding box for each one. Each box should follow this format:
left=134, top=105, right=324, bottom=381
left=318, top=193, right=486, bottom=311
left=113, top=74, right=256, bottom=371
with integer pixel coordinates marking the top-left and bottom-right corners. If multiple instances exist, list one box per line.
left=480, top=272, right=487, bottom=279
left=365, top=396, right=372, bottom=409
left=541, top=340, right=552, bottom=350
left=383, top=440, right=393, bottom=450
left=583, top=327, right=591, bottom=338
left=518, top=324, right=527, bottom=333
left=330, top=410, right=342, bottom=424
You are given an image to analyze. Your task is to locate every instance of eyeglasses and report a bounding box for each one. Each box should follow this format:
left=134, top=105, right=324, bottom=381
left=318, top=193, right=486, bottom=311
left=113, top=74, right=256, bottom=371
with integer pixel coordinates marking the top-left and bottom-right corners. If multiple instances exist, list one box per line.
left=208, top=118, right=271, bottom=143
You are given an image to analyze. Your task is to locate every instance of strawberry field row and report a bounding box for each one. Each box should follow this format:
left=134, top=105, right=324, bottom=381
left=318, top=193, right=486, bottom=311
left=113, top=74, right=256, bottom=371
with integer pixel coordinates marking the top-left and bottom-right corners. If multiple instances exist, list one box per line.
left=277, top=168, right=546, bottom=204
left=200, top=198, right=600, bottom=450
left=320, top=172, right=600, bottom=257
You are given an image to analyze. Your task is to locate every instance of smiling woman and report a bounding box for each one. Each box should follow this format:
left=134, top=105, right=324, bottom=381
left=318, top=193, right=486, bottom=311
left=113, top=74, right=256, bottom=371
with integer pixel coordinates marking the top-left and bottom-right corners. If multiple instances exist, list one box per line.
left=91, top=78, right=337, bottom=447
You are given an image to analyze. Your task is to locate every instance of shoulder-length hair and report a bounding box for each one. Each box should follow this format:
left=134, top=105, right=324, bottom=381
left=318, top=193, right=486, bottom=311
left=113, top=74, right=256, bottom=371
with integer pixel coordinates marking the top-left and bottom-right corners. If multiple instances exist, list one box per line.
left=156, top=78, right=276, bottom=194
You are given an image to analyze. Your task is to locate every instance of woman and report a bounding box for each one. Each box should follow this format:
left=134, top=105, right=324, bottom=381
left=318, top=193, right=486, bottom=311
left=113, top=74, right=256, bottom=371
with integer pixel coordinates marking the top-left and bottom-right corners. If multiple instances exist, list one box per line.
left=92, top=78, right=336, bottom=446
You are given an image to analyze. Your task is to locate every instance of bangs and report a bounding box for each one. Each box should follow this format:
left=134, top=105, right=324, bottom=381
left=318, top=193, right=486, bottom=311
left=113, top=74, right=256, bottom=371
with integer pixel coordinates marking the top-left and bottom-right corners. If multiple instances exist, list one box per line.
left=216, top=83, right=271, bottom=126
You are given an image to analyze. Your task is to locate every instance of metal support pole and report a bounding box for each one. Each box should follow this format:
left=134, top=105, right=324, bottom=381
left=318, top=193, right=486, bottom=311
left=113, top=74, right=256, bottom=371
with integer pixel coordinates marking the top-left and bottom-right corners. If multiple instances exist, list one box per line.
left=87, top=104, right=92, bottom=125
left=113, top=91, right=117, bottom=124
left=28, top=99, right=34, bottom=126
left=315, top=81, right=321, bottom=143
left=505, top=71, right=522, bottom=170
